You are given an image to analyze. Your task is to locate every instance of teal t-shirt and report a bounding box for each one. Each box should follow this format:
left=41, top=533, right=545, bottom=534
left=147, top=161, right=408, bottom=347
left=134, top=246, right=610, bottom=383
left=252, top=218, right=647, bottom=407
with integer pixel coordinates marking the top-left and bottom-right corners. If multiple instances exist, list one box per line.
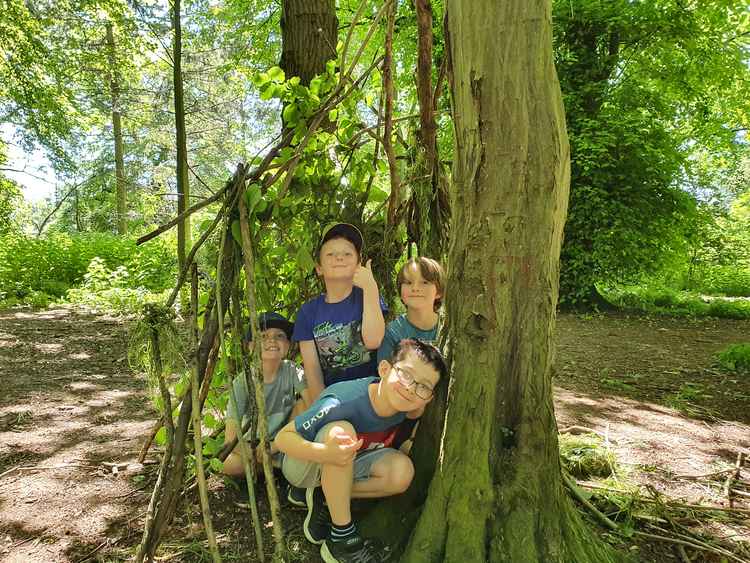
left=377, top=314, right=438, bottom=362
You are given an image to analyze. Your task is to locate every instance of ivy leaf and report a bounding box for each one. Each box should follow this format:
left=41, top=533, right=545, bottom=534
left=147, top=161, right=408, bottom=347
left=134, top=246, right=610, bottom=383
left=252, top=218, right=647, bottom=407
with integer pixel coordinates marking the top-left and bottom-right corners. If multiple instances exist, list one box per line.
left=209, top=458, right=224, bottom=473
left=283, top=103, right=300, bottom=126
left=296, top=246, right=316, bottom=271
left=155, top=426, right=166, bottom=446
left=231, top=220, right=242, bottom=244
left=267, top=66, right=285, bottom=83
left=245, top=184, right=262, bottom=213
left=328, top=108, right=338, bottom=122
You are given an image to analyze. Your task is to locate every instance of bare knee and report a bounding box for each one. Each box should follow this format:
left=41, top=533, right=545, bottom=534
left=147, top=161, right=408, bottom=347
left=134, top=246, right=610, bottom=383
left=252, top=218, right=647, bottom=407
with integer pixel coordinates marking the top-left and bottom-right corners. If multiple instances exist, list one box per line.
left=385, top=454, right=414, bottom=494
left=322, top=420, right=357, bottom=444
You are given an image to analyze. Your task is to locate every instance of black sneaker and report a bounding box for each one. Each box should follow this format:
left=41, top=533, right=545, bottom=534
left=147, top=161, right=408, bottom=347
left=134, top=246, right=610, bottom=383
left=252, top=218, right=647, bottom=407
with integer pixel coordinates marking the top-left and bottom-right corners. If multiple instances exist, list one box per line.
left=320, top=535, right=391, bottom=563
left=287, top=484, right=306, bottom=508
left=303, top=487, right=331, bottom=545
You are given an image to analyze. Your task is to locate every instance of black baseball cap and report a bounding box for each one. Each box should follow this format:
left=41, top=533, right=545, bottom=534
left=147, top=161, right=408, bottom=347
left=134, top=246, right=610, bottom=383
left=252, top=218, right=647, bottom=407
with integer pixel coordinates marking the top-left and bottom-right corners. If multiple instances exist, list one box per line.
left=245, top=312, right=294, bottom=342
left=318, top=222, right=364, bottom=256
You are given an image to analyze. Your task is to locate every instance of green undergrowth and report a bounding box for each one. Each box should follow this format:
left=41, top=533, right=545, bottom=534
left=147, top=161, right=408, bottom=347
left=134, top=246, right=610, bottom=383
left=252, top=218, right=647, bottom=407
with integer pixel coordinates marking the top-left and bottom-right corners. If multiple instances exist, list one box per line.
left=602, top=285, right=750, bottom=320
left=716, top=343, right=750, bottom=374
left=0, top=232, right=176, bottom=313
left=560, top=433, right=618, bottom=479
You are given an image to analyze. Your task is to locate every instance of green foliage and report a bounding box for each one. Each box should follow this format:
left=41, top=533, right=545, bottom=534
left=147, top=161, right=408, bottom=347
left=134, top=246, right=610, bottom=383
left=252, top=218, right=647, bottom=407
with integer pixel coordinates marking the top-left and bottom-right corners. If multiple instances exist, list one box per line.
left=0, top=175, right=23, bottom=234
left=716, top=344, right=750, bottom=374
left=553, top=0, right=750, bottom=306
left=559, top=433, right=616, bottom=479
left=0, top=231, right=176, bottom=307
left=602, top=284, right=750, bottom=319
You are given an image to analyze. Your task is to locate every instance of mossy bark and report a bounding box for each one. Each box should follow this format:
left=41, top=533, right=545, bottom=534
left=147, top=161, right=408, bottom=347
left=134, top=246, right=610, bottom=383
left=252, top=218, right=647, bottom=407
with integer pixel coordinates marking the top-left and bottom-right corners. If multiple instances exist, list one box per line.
left=399, top=2, right=626, bottom=562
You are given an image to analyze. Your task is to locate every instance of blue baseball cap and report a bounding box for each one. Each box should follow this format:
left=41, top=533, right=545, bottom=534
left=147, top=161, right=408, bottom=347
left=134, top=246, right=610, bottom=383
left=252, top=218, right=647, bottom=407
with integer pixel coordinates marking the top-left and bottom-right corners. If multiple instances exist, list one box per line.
left=245, top=312, right=294, bottom=342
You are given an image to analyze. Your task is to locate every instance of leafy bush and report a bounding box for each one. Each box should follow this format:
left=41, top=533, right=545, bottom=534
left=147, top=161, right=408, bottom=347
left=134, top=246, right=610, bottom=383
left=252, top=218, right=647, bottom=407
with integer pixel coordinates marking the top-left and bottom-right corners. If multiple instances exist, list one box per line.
left=690, top=266, right=750, bottom=297
left=67, top=286, right=171, bottom=315
left=717, top=344, right=750, bottom=374
left=602, top=284, right=750, bottom=319
left=0, top=231, right=177, bottom=307
left=559, top=433, right=616, bottom=478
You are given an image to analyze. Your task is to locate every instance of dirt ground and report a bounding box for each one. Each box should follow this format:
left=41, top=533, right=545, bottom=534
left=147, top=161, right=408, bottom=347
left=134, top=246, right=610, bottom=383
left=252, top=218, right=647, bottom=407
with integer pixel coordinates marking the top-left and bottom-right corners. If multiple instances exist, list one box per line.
left=0, top=307, right=748, bottom=562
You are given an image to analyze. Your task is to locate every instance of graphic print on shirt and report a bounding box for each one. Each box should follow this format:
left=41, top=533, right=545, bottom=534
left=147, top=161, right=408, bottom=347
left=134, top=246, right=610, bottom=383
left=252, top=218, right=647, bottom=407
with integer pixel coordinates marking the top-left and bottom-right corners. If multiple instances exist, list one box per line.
left=313, top=320, right=371, bottom=373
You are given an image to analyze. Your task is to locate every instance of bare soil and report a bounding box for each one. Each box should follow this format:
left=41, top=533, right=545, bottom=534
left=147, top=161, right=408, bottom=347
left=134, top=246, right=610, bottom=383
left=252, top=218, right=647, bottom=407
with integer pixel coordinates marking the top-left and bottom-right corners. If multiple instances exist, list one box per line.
left=0, top=307, right=748, bottom=562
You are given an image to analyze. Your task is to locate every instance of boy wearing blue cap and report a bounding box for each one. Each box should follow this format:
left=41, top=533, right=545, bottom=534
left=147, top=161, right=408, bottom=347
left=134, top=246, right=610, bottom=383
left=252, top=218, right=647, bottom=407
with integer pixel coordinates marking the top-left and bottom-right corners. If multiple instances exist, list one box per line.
left=223, top=312, right=311, bottom=492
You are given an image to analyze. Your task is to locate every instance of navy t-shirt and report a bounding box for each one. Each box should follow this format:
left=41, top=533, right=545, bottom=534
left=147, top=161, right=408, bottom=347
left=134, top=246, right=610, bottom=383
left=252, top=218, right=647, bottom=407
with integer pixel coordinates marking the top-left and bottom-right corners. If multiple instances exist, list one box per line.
left=293, top=287, right=388, bottom=386
left=294, top=377, right=406, bottom=451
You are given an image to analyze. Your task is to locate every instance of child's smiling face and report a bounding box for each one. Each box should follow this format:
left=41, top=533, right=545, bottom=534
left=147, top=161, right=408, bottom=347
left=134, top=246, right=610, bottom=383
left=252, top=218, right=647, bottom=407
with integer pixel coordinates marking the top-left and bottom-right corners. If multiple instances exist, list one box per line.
left=378, top=349, right=439, bottom=412
left=400, top=262, right=440, bottom=312
left=260, top=328, right=290, bottom=361
left=316, top=237, right=359, bottom=281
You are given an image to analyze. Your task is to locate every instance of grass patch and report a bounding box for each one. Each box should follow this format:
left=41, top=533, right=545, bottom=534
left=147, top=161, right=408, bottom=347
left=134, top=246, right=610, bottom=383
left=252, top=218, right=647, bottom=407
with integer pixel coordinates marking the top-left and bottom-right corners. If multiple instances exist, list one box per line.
left=716, top=343, right=750, bottom=374
left=559, top=433, right=617, bottom=479
left=602, top=285, right=750, bottom=320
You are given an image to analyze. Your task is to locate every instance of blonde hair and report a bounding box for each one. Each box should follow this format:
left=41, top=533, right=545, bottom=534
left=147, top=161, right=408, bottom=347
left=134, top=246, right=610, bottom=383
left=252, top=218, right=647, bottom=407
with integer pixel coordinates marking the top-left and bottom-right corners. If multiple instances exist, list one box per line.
left=396, top=257, right=446, bottom=312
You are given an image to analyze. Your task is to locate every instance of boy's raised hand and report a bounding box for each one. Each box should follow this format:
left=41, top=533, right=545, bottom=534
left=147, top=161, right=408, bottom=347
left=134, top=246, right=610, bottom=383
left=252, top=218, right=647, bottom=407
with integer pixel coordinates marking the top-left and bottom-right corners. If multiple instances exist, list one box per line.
left=325, top=433, right=364, bottom=467
left=353, top=259, right=378, bottom=293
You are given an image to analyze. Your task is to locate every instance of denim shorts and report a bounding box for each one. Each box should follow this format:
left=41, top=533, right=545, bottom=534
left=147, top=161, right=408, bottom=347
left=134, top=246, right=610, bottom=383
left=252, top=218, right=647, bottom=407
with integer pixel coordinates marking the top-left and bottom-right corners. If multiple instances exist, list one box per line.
left=281, top=422, right=396, bottom=488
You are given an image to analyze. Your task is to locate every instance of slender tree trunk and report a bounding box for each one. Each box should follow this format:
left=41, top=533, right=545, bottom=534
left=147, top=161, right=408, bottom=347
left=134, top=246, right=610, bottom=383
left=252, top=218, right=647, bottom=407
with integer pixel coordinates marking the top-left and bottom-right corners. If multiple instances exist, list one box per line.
left=105, top=21, right=126, bottom=235
left=173, top=0, right=190, bottom=271
left=401, top=2, right=622, bottom=561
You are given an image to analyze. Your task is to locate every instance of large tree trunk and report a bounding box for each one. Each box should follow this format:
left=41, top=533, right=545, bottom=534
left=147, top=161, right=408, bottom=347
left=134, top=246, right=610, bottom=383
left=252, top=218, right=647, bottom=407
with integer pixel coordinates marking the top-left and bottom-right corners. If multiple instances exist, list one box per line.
left=105, top=21, right=126, bottom=235
left=173, top=0, right=190, bottom=272
left=279, top=0, right=337, bottom=86
left=401, top=2, right=621, bottom=561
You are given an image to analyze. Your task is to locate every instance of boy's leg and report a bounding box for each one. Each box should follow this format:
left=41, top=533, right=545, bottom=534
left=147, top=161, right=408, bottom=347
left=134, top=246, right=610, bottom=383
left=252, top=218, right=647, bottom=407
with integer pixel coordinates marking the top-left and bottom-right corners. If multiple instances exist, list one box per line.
left=351, top=450, right=414, bottom=498
left=319, top=421, right=358, bottom=526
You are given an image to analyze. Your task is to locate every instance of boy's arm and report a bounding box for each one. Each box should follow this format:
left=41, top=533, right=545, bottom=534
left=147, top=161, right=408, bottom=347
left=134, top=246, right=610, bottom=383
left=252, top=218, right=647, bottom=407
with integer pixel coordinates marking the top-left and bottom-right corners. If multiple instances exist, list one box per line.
left=274, top=420, right=362, bottom=466
left=354, top=259, right=385, bottom=349
left=299, top=340, right=324, bottom=400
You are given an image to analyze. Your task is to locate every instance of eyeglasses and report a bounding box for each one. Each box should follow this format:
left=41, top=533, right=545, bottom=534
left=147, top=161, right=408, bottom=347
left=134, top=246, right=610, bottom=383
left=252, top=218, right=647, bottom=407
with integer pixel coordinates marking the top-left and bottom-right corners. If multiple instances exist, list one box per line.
left=394, top=365, right=434, bottom=400
left=261, top=332, right=288, bottom=342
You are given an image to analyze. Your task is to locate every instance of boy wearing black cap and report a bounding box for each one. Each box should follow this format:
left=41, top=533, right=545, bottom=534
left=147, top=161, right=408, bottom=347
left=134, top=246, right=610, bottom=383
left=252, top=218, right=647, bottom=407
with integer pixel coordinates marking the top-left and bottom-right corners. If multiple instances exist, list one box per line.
left=293, top=223, right=387, bottom=400
left=223, top=311, right=311, bottom=481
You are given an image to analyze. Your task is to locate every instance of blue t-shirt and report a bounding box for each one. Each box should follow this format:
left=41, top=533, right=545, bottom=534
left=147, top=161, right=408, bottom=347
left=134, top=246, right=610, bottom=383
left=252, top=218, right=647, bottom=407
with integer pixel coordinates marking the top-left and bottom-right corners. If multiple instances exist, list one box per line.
left=294, top=377, right=406, bottom=451
left=293, top=287, right=388, bottom=386
left=377, top=314, right=438, bottom=362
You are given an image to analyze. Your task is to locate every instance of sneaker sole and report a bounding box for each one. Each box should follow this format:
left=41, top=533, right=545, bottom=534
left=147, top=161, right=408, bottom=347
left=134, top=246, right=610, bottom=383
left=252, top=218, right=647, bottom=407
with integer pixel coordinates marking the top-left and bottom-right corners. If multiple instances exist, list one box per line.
left=287, top=489, right=306, bottom=508
left=320, top=541, right=339, bottom=563
left=303, top=487, right=325, bottom=545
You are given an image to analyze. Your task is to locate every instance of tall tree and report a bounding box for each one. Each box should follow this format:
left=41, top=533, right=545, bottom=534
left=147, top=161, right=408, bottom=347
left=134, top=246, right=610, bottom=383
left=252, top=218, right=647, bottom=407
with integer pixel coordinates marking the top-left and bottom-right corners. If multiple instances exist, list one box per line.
left=173, top=0, right=190, bottom=270
left=105, top=21, right=127, bottom=235
left=402, top=1, right=618, bottom=561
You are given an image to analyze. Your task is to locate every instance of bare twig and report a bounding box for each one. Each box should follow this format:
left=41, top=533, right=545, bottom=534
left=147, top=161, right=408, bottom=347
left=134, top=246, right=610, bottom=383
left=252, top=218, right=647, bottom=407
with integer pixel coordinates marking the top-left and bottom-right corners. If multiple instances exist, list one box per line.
left=189, top=264, right=221, bottom=563
left=137, top=184, right=228, bottom=246
left=724, top=452, right=746, bottom=508
left=382, top=0, right=401, bottom=228
left=238, top=169, right=286, bottom=560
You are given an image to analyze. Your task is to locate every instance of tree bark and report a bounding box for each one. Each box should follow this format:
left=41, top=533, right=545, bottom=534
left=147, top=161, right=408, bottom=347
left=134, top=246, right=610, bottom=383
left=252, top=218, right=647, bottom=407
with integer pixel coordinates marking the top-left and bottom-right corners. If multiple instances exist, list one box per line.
left=105, top=21, right=126, bottom=235
left=401, top=2, right=622, bottom=561
left=172, top=0, right=190, bottom=271
left=280, top=0, right=337, bottom=86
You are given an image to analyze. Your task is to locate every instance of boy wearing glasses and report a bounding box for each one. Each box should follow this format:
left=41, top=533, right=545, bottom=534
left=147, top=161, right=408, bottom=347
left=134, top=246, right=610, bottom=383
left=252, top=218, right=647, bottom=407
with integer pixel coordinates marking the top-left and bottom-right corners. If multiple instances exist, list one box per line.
left=222, top=312, right=311, bottom=487
left=274, top=339, right=447, bottom=563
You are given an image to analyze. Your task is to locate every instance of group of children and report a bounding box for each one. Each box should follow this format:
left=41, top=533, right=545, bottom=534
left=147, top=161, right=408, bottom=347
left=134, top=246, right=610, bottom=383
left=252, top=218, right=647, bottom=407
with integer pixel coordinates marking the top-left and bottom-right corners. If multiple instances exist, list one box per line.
left=223, top=223, right=447, bottom=563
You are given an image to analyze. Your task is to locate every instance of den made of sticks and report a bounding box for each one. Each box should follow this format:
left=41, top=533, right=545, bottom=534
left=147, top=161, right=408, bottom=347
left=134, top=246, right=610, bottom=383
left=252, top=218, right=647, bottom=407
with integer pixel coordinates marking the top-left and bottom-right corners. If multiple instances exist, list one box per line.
left=2, top=1, right=750, bottom=563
